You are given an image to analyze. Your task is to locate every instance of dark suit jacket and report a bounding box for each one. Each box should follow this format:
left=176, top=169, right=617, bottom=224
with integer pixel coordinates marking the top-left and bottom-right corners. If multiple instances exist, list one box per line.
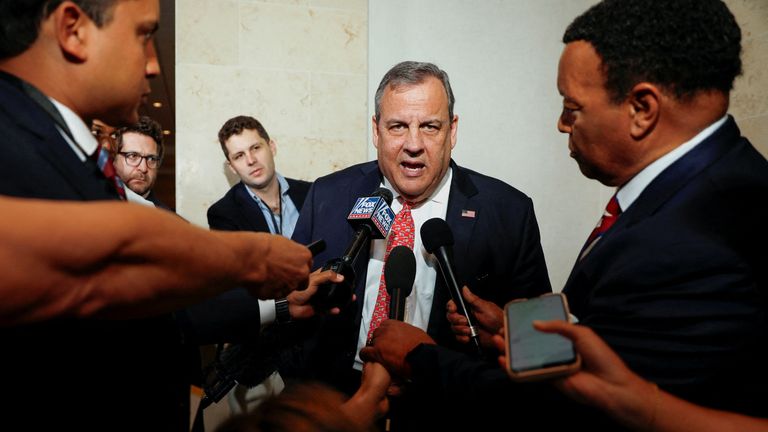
left=562, top=116, right=768, bottom=414
left=404, top=117, right=768, bottom=427
left=291, top=160, right=551, bottom=388
left=207, top=179, right=311, bottom=232
left=0, top=73, right=188, bottom=430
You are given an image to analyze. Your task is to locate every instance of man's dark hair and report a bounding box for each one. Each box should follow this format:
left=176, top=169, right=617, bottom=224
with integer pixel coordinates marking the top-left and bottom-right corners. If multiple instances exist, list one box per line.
left=374, top=61, right=455, bottom=123
left=563, top=0, right=742, bottom=103
left=115, top=116, right=164, bottom=160
left=218, top=115, right=271, bottom=159
left=0, top=0, right=118, bottom=59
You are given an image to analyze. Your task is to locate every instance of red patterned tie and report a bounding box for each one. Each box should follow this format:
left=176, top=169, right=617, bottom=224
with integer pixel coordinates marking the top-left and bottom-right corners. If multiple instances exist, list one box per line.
left=367, top=201, right=415, bottom=342
left=92, top=142, right=126, bottom=200
left=579, top=194, right=621, bottom=259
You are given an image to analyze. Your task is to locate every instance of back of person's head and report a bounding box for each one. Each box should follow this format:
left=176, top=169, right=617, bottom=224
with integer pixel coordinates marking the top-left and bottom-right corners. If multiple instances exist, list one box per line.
left=115, top=116, right=164, bottom=159
left=215, top=382, right=371, bottom=432
left=217, top=115, right=271, bottom=159
left=374, top=61, right=455, bottom=123
left=0, top=0, right=119, bottom=59
left=563, top=0, right=742, bottom=103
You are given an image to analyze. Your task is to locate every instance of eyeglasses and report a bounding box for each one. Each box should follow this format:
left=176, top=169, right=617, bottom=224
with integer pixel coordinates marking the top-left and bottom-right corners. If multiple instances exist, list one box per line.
left=118, top=151, right=161, bottom=168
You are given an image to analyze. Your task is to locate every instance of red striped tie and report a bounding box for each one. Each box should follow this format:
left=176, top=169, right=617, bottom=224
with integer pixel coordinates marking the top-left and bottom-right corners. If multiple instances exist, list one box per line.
left=579, top=194, right=621, bottom=259
left=367, top=201, right=414, bottom=342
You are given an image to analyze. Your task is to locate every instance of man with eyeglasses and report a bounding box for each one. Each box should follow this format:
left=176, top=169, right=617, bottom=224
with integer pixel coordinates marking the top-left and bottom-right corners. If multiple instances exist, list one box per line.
left=113, top=115, right=170, bottom=209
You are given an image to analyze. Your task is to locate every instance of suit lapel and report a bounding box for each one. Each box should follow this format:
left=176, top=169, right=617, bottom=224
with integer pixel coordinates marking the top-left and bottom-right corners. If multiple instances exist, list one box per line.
left=233, top=183, right=271, bottom=232
left=427, top=161, right=479, bottom=336
left=0, top=74, right=117, bottom=200
left=286, top=178, right=309, bottom=209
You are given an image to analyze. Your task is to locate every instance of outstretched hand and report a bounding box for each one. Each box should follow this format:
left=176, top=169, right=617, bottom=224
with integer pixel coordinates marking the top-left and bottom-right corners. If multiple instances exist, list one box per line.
left=360, top=320, right=436, bottom=380
left=287, top=268, right=349, bottom=319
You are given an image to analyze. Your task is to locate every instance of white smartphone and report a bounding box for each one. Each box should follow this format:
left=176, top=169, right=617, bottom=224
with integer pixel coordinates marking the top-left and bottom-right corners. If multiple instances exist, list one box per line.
left=503, top=293, right=580, bottom=382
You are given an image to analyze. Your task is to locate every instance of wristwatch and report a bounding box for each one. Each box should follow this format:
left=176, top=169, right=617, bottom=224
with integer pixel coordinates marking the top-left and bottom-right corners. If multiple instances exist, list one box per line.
left=275, top=298, right=292, bottom=324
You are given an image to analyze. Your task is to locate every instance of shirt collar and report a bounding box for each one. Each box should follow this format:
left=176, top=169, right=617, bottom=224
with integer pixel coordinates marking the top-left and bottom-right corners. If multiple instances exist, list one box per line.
left=616, top=115, right=728, bottom=211
left=48, top=97, right=98, bottom=159
left=382, top=167, right=453, bottom=208
left=245, top=172, right=288, bottom=201
left=276, top=173, right=290, bottom=196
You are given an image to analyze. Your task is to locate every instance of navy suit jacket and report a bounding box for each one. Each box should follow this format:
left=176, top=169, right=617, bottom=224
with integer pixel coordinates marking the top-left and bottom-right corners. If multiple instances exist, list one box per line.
left=562, top=116, right=768, bottom=413
left=404, top=117, right=768, bottom=427
left=207, top=179, right=310, bottom=232
left=0, top=72, right=189, bottom=429
left=291, top=160, right=551, bottom=387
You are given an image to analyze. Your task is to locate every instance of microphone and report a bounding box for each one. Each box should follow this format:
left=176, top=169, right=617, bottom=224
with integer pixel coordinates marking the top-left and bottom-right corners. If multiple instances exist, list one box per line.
left=312, top=188, right=395, bottom=310
left=421, top=217, right=483, bottom=356
left=384, top=245, right=416, bottom=320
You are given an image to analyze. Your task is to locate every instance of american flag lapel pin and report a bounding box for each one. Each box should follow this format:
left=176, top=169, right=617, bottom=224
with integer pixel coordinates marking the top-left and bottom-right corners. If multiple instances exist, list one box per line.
left=461, top=209, right=476, bottom=218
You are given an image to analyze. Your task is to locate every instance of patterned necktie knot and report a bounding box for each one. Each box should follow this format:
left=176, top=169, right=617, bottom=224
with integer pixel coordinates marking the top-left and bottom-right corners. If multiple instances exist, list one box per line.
left=579, top=194, right=621, bottom=259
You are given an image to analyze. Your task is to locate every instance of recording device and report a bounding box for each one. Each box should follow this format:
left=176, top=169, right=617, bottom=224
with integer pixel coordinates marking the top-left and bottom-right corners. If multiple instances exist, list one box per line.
left=503, top=293, right=580, bottom=381
left=384, top=245, right=416, bottom=320
left=311, top=188, right=395, bottom=310
left=421, top=217, right=483, bottom=356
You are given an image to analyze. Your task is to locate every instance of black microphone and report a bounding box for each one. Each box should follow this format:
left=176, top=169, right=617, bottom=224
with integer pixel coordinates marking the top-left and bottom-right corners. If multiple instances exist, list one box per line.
left=421, top=217, right=483, bottom=356
left=312, top=188, right=395, bottom=310
left=384, top=245, right=416, bottom=320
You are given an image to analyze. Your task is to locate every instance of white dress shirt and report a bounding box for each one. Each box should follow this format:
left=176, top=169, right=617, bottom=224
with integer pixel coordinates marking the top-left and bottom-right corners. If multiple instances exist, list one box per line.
left=354, top=168, right=453, bottom=369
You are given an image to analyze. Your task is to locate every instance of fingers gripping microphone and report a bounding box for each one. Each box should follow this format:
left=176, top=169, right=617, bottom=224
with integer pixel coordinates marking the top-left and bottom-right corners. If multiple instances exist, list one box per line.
left=313, top=188, right=395, bottom=310
left=384, top=245, right=416, bottom=321
left=421, top=217, right=483, bottom=356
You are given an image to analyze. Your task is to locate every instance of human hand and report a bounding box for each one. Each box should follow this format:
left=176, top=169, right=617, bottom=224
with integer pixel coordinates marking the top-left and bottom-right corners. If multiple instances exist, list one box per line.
left=287, top=268, right=347, bottom=319
left=359, top=320, right=435, bottom=380
left=446, top=286, right=503, bottom=349
left=243, top=234, right=311, bottom=299
left=342, top=362, right=392, bottom=429
left=360, top=362, right=392, bottom=417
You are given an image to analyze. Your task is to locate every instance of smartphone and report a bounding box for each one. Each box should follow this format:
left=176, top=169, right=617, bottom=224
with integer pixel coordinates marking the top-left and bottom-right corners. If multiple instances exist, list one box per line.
left=503, top=293, right=580, bottom=382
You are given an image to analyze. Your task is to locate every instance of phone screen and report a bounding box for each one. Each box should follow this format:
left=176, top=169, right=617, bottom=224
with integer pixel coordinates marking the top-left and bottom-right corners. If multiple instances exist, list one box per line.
left=506, top=294, right=576, bottom=373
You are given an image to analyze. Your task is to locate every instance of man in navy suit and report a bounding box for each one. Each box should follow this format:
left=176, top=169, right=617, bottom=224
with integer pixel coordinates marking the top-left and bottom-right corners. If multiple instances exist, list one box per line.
left=207, top=115, right=313, bottom=411
left=290, top=61, right=551, bottom=405
left=208, top=115, right=311, bottom=235
left=0, top=1, right=311, bottom=430
left=361, top=0, right=768, bottom=429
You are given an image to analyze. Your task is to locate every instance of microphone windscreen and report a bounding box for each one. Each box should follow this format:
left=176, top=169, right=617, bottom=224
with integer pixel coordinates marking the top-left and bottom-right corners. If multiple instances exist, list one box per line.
left=421, top=217, right=454, bottom=254
left=372, top=187, right=394, bottom=206
left=384, top=245, right=416, bottom=298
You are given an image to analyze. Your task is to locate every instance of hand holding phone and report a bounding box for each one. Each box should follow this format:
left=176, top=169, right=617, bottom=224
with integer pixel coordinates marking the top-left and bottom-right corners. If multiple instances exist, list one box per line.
left=503, top=293, right=580, bottom=381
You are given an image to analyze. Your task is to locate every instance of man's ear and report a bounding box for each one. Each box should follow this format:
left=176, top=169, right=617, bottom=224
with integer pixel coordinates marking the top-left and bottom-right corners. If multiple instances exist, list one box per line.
left=269, top=139, right=277, bottom=157
left=371, top=115, right=380, bottom=149
left=627, top=83, right=660, bottom=139
left=51, top=2, right=92, bottom=63
left=226, top=160, right=237, bottom=175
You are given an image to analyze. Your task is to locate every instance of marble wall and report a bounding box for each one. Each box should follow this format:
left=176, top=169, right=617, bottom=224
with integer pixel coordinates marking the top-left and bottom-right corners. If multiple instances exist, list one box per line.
left=176, top=0, right=368, bottom=226
left=726, top=0, right=768, bottom=157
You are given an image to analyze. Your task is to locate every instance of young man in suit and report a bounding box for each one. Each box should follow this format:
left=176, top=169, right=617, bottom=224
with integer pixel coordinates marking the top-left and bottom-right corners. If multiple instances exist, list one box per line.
left=0, top=1, right=311, bottom=429
left=291, top=61, right=552, bottom=428
left=362, top=0, right=768, bottom=429
left=208, top=115, right=310, bottom=235
left=207, top=115, right=313, bottom=412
